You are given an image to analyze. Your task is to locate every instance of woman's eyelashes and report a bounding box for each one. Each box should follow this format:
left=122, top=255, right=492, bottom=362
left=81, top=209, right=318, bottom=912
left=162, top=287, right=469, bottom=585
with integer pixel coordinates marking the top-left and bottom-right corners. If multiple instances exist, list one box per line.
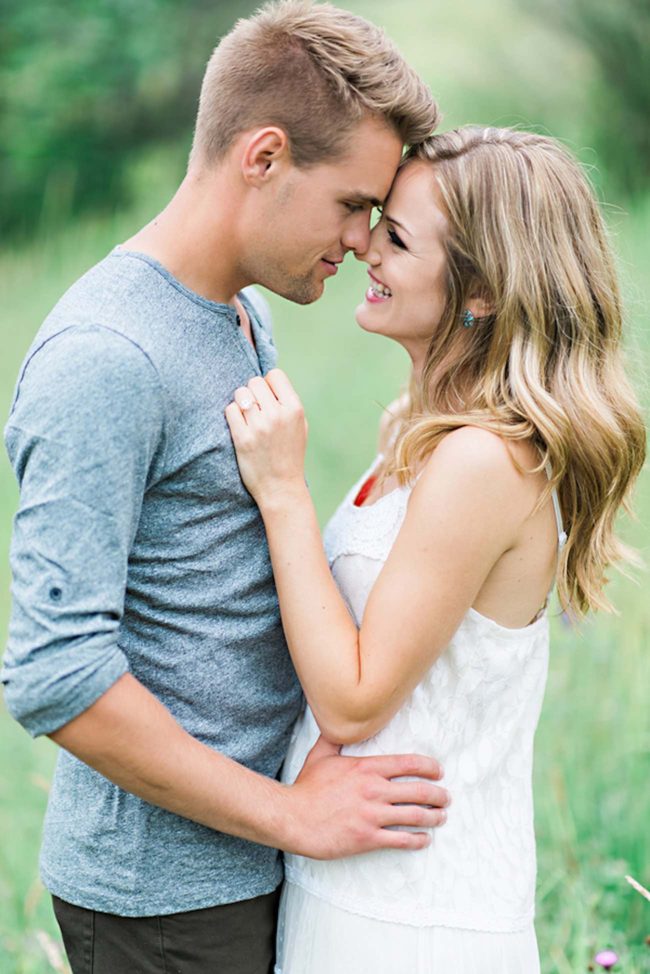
left=387, top=226, right=406, bottom=250
left=370, top=208, right=407, bottom=249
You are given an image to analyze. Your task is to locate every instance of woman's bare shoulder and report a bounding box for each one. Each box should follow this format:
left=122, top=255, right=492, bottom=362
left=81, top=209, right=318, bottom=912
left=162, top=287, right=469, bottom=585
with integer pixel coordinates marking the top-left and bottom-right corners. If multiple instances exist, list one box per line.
left=430, top=426, right=541, bottom=478
left=412, top=427, right=543, bottom=525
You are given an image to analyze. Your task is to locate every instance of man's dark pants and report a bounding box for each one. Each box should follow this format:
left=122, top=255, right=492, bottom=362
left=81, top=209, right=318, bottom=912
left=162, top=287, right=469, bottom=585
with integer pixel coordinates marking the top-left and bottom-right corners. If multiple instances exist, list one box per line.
left=52, top=888, right=280, bottom=974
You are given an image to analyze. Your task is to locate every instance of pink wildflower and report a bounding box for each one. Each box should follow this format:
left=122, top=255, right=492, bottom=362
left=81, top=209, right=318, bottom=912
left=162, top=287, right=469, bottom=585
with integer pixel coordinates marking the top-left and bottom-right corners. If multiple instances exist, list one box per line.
left=594, top=950, right=618, bottom=970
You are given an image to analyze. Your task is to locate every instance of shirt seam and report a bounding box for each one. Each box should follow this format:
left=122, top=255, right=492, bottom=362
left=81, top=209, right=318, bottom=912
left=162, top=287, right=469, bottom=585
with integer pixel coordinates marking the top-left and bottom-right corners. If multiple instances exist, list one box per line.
left=114, top=249, right=240, bottom=317
left=10, top=322, right=169, bottom=476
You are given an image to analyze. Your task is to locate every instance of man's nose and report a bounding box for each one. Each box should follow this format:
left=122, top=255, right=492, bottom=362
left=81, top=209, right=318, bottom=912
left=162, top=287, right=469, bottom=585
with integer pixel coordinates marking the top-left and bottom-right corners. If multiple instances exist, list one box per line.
left=341, top=212, right=372, bottom=257
left=353, top=220, right=381, bottom=265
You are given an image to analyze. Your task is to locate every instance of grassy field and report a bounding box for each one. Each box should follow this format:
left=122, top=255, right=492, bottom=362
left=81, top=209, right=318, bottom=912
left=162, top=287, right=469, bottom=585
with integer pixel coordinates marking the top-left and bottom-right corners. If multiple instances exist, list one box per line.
left=1, top=1, right=649, bottom=971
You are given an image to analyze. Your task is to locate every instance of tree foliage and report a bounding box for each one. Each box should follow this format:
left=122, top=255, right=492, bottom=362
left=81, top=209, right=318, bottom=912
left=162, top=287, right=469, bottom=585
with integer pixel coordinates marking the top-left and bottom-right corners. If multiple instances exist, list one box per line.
left=527, top=0, right=650, bottom=197
left=3, top=0, right=649, bottom=242
left=0, top=0, right=257, bottom=239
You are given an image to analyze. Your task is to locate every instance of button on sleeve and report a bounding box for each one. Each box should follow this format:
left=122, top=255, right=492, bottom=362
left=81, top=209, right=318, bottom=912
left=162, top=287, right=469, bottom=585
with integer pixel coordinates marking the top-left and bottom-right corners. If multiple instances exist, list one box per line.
left=2, top=325, right=165, bottom=736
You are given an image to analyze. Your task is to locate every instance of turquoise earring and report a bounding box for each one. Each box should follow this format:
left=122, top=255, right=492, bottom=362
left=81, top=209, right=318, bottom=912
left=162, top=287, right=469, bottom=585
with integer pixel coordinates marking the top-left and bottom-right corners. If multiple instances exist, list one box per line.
left=462, top=309, right=475, bottom=328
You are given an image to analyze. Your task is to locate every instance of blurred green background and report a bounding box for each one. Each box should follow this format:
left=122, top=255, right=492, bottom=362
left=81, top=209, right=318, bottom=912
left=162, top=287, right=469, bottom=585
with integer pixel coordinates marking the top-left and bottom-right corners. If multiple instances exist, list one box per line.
left=1, top=1, right=648, bottom=971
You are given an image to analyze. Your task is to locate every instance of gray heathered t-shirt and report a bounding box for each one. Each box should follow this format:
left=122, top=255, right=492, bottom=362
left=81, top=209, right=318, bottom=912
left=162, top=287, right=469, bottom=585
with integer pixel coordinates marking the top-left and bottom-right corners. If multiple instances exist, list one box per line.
left=2, top=248, right=304, bottom=915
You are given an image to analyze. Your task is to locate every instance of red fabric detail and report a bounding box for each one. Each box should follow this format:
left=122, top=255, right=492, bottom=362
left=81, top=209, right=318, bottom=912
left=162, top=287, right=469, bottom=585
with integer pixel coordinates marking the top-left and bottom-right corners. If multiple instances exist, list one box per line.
left=353, top=474, right=378, bottom=507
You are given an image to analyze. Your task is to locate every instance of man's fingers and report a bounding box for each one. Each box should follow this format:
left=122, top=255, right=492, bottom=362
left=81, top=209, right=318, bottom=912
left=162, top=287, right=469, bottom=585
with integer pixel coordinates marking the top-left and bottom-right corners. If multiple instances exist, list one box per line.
left=356, top=753, right=444, bottom=782
left=374, top=828, right=431, bottom=852
left=385, top=781, right=450, bottom=809
left=380, top=805, right=448, bottom=830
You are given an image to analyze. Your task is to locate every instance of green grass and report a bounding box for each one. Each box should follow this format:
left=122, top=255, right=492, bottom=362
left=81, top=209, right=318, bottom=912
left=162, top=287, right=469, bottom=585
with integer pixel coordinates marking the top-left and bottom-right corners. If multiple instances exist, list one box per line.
left=2, top=200, right=648, bottom=974
left=1, top=1, right=649, bottom=971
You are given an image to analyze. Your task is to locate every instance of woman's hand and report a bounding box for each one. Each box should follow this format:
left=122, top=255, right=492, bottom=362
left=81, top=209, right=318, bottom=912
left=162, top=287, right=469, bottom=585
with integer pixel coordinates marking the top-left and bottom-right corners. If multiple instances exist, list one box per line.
left=225, top=369, right=308, bottom=507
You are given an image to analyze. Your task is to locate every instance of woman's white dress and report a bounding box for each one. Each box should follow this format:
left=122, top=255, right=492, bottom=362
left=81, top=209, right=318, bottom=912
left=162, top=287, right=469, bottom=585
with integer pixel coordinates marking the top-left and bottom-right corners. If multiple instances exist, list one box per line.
left=275, top=457, right=566, bottom=973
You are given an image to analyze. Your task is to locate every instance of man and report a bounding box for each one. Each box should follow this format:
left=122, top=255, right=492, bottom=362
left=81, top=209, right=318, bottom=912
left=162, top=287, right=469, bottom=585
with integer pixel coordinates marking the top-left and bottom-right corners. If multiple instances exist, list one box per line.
left=2, top=2, right=446, bottom=972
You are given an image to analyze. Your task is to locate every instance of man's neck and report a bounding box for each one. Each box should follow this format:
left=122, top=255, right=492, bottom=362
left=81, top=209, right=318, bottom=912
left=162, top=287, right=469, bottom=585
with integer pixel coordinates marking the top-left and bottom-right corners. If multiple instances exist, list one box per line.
left=123, top=170, right=248, bottom=306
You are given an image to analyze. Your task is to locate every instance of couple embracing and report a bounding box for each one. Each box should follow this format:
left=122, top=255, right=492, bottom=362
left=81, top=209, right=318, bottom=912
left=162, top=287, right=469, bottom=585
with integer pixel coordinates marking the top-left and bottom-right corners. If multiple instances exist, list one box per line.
left=2, top=2, right=644, bottom=973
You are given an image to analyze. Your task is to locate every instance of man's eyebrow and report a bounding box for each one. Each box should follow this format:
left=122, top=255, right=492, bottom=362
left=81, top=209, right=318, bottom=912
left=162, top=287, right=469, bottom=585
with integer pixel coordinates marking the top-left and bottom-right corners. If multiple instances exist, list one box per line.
left=345, top=193, right=383, bottom=208
left=384, top=213, right=412, bottom=236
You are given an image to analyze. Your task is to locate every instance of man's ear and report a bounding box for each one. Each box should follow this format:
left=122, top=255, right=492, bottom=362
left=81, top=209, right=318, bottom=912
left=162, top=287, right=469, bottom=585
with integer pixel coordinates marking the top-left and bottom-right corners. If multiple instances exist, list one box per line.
left=240, top=127, right=291, bottom=187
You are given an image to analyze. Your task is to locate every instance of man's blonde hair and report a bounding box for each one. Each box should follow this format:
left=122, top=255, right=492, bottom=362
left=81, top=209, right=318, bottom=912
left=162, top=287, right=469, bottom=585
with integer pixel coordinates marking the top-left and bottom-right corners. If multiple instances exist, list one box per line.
left=190, top=0, right=439, bottom=168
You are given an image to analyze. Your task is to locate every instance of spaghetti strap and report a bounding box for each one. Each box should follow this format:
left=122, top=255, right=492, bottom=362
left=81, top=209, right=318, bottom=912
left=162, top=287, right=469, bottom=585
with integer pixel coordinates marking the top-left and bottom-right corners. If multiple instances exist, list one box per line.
left=544, top=461, right=568, bottom=550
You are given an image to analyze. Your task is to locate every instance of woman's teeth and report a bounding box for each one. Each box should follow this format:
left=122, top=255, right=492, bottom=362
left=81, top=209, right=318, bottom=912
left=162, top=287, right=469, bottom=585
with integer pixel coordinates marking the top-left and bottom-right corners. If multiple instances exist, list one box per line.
left=370, top=281, right=392, bottom=298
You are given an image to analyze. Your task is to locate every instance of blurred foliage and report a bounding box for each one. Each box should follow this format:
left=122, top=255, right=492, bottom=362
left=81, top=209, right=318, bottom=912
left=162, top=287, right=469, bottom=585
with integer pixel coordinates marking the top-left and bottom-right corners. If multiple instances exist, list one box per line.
left=2, top=0, right=650, bottom=237
left=524, top=0, right=650, bottom=197
left=0, top=0, right=257, bottom=239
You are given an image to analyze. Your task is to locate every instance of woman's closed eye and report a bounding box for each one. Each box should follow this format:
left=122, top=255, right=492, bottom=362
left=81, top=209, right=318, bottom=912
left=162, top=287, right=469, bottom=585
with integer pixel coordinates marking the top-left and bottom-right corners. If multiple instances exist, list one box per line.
left=387, top=225, right=407, bottom=250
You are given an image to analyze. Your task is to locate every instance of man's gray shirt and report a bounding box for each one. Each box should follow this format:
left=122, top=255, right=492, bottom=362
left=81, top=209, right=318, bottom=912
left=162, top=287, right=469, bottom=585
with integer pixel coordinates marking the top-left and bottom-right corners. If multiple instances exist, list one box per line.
left=2, top=248, right=303, bottom=915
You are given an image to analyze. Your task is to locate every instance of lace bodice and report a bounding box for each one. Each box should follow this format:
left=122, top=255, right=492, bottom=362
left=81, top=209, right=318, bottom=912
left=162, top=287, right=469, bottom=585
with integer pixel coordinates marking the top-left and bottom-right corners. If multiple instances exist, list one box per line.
left=281, top=459, right=555, bottom=932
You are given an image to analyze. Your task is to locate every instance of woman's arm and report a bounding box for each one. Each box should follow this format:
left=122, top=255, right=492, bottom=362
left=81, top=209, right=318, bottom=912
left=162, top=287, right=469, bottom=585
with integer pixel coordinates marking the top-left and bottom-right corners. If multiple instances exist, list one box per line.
left=52, top=672, right=448, bottom=855
left=226, top=370, right=531, bottom=745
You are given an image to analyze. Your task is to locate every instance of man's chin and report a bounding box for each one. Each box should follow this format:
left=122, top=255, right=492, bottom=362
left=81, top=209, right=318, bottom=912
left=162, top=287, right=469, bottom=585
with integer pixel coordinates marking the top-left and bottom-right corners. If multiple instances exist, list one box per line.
left=253, top=264, right=326, bottom=305
left=279, top=277, right=325, bottom=306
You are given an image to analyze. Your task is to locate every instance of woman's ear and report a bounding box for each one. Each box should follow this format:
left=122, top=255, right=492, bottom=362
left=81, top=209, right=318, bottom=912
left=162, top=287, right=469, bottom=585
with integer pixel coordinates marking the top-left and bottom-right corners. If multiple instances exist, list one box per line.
left=466, top=288, right=494, bottom=320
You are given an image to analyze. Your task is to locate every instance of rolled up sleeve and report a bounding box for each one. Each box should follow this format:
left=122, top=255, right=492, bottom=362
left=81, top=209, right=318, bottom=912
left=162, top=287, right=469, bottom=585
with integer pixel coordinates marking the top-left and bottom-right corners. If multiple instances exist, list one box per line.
left=2, top=324, right=165, bottom=736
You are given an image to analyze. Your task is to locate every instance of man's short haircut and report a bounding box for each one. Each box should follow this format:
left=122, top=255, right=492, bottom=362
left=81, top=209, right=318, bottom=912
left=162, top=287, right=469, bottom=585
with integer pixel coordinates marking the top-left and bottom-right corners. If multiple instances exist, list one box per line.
left=190, top=0, right=439, bottom=168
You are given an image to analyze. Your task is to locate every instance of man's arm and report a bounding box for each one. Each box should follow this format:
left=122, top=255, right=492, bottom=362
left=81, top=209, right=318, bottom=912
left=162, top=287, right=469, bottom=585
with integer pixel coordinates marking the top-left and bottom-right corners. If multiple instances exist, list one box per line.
left=51, top=671, right=449, bottom=858
left=3, top=325, right=159, bottom=735
left=3, top=327, right=448, bottom=858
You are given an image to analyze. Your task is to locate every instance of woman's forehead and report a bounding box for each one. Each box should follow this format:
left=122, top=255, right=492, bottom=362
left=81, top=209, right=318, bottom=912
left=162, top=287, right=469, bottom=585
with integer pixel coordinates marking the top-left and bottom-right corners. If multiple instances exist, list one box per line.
left=388, top=161, right=447, bottom=238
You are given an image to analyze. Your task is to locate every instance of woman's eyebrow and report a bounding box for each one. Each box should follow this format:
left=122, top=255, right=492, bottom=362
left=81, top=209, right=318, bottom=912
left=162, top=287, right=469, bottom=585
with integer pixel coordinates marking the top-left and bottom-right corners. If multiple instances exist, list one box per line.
left=384, top=213, right=412, bottom=236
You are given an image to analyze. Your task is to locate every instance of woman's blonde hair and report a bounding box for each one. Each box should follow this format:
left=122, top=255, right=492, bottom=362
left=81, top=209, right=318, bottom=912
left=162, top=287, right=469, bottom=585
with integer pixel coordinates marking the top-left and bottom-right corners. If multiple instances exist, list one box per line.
left=384, top=126, right=646, bottom=617
left=190, top=0, right=439, bottom=169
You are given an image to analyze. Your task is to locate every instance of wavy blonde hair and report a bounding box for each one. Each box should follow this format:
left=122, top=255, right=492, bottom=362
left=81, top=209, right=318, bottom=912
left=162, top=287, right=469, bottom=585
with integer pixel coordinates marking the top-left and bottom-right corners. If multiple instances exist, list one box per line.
left=383, top=127, right=646, bottom=617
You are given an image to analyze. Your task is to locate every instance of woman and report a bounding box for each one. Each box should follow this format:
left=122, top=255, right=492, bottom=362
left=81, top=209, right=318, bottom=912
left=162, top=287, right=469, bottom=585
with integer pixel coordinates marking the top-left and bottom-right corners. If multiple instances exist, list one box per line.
left=225, top=127, right=645, bottom=973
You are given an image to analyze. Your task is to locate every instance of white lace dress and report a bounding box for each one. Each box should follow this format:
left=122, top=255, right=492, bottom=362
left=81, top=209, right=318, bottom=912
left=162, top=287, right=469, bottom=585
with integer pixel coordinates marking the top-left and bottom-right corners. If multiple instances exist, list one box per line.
left=275, top=457, right=565, bottom=974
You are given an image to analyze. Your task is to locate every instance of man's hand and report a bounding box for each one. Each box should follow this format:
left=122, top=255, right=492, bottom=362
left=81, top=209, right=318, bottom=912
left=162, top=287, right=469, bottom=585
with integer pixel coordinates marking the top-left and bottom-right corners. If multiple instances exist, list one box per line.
left=281, top=736, right=449, bottom=859
left=50, top=676, right=449, bottom=859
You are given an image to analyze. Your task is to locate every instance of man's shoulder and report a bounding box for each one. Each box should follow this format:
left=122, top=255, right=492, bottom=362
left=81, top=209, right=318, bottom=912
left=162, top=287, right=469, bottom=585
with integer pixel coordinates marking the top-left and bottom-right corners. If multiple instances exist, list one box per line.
left=46, top=248, right=174, bottom=334
left=24, top=250, right=152, bottom=359
left=7, top=322, right=163, bottom=436
left=24, top=248, right=202, bottom=381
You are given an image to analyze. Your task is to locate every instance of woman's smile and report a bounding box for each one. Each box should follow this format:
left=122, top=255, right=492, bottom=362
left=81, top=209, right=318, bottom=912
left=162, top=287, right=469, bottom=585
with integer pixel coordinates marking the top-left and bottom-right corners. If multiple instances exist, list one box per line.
left=366, top=270, right=393, bottom=303
left=355, top=161, right=450, bottom=372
